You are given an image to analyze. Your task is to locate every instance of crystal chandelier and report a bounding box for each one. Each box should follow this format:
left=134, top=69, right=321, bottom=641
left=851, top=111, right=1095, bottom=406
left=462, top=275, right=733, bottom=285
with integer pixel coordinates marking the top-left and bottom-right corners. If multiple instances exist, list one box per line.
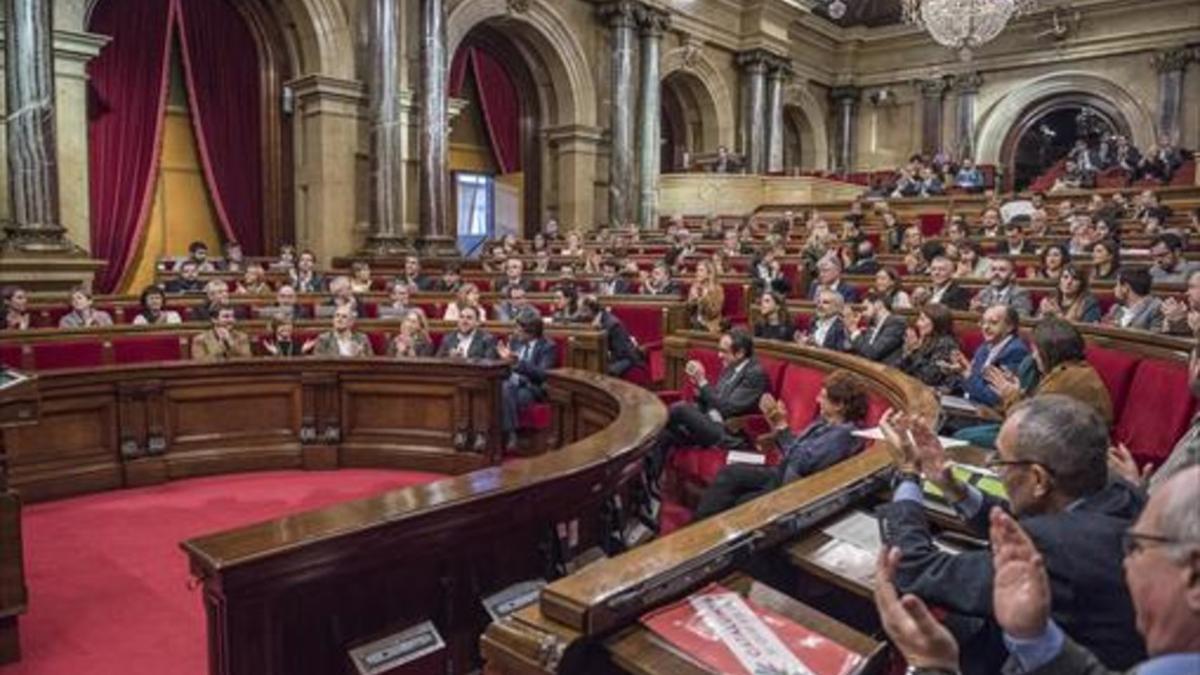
left=902, top=0, right=1041, bottom=61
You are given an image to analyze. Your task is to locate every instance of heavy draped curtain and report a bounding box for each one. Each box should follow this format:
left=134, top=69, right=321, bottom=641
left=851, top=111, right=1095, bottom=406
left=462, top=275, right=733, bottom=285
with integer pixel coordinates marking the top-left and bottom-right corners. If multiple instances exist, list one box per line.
left=87, top=0, right=264, bottom=291
left=450, top=46, right=522, bottom=175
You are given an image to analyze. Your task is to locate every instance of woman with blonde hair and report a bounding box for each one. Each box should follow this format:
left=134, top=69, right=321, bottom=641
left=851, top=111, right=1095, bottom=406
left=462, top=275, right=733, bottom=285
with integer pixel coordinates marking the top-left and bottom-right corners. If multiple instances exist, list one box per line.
left=687, top=259, right=725, bottom=333
left=388, top=308, right=435, bottom=357
left=442, top=283, right=486, bottom=321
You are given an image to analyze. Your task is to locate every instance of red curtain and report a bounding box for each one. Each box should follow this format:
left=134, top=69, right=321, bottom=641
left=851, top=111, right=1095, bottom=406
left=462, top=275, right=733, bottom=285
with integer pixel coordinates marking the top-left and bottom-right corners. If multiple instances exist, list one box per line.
left=176, top=0, right=264, bottom=256
left=86, top=0, right=175, bottom=292
left=449, top=46, right=522, bottom=174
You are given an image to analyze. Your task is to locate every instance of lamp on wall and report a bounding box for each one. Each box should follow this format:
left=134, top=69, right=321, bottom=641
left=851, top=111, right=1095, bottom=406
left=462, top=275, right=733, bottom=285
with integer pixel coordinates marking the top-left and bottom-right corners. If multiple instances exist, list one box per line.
left=902, top=0, right=1041, bottom=61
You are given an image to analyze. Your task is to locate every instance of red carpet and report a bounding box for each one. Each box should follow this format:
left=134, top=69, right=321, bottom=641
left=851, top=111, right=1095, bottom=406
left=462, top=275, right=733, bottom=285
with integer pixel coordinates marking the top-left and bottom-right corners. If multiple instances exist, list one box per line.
left=5, top=469, right=442, bottom=675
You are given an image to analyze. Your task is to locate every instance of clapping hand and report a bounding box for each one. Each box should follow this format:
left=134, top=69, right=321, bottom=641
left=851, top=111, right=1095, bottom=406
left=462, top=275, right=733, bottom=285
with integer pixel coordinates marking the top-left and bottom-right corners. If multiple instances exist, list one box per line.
left=874, top=547, right=960, bottom=671
left=903, top=327, right=921, bottom=354
left=1038, top=296, right=1061, bottom=317
left=1107, top=442, right=1153, bottom=487
left=301, top=338, right=317, bottom=354
left=684, top=359, right=707, bottom=386
left=990, top=508, right=1051, bottom=640
left=938, top=350, right=971, bottom=376
left=496, top=340, right=514, bottom=361
left=1163, top=297, right=1186, bottom=322
left=983, top=365, right=1021, bottom=400
left=759, top=393, right=788, bottom=430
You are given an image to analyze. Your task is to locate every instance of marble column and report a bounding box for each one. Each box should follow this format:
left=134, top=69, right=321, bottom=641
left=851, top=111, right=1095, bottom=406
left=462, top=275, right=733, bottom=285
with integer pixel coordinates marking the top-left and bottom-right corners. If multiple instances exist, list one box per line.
left=635, top=5, right=669, bottom=231
left=737, top=50, right=770, bottom=175
left=830, top=85, right=860, bottom=174
left=954, top=71, right=982, bottom=159
left=917, top=77, right=949, bottom=156
left=363, top=0, right=410, bottom=256
left=3, top=0, right=74, bottom=253
left=764, top=60, right=791, bottom=174
left=1151, top=47, right=1195, bottom=144
left=417, top=0, right=456, bottom=256
left=599, top=2, right=637, bottom=227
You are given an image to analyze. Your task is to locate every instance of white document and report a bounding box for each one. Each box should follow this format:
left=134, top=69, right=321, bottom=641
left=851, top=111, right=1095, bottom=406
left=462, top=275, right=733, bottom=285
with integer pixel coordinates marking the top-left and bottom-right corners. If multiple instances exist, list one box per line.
left=726, top=450, right=767, bottom=466
left=821, top=510, right=882, bottom=554
left=852, top=427, right=970, bottom=449
left=811, top=539, right=877, bottom=588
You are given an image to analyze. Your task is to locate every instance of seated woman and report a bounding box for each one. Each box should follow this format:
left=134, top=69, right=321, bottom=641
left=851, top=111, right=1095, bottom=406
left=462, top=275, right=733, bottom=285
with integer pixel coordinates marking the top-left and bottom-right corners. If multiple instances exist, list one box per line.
left=954, top=241, right=990, bottom=279
left=548, top=283, right=579, bottom=324
left=377, top=280, right=414, bottom=319
left=898, top=303, right=961, bottom=392
left=955, top=317, right=1113, bottom=448
left=1037, top=264, right=1103, bottom=323
left=1032, top=243, right=1070, bottom=282
left=1091, top=239, right=1120, bottom=281
left=693, top=372, right=868, bottom=519
left=686, top=259, right=725, bottom=333
left=131, top=285, right=183, bottom=326
left=3, top=286, right=32, bottom=331
left=59, top=287, right=114, bottom=328
left=235, top=263, right=273, bottom=295
left=260, top=316, right=303, bottom=356
left=349, top=261, right=374, bottom=294
left=753, top=291, right=793, bottom=341
left=387, top=308, right=435, bottom=358
left=442, top=283, right=487, bottom=321
left=875, top=267, right=912, bottom=309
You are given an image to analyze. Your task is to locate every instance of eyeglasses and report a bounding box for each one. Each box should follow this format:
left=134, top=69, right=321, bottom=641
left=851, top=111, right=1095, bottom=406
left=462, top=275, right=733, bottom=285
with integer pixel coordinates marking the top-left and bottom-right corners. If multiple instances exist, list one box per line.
left=1121, top=531, right=1189, bottom=557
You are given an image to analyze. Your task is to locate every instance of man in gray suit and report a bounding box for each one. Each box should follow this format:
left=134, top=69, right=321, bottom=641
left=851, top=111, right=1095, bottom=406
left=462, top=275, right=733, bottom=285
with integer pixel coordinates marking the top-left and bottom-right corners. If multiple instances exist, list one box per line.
left=875, top=464, right=1199, bottom=675
left=1104, top=268, right=1164, bottom=331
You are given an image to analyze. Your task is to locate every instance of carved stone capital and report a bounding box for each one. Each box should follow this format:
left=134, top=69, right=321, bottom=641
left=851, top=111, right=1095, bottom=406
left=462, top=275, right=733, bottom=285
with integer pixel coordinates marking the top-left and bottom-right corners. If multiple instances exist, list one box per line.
left=676, top=32, right=703, bottom=70
left=505, top=0, right=530, bottom=14
left=915, top=77, right=951, bottom=99
left=1152, top=46, right=1196, bottom=74
left=597, top=1, right=639, bottom=29
left=736, top=48, right=781, bottom=74
left=635, top=4, right=670, bottom=35
left=829, top=85, right=861, bottom=104
left=952, top=71, right=983, bottom=94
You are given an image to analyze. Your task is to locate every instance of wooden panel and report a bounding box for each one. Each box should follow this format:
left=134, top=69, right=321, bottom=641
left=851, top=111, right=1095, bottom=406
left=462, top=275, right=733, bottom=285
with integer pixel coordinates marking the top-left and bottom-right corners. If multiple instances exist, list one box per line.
left=166, top=381, right=302, bottom=448
left=4, top=394, right=121, bottom=501
left=342, top=382, right=457, bottom=436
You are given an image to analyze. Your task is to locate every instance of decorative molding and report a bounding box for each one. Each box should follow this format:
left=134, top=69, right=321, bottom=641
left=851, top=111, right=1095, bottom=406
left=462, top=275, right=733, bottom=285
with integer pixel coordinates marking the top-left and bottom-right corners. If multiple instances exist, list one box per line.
left=952, top=71, right=984, bottom=93
left=677, top=31, right=703, bottom=70
left=829, top=84, right=861, bottom=103
left=505, top=0, right=530, bottom=14
left=635, top=4, right=671, bottom=35
left=1151, top=46, right=1196, bottom=74
left=914, top=76, right=951, bottom=99
left=597, top=1, right=639, bottom=29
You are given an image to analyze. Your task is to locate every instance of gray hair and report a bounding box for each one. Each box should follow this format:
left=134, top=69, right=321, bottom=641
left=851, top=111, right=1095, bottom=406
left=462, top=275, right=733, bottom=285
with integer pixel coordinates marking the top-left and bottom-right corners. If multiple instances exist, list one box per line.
left=1157, top=464, right=1200, bottom=563
left=1006, top=395, right=1109, bottom=499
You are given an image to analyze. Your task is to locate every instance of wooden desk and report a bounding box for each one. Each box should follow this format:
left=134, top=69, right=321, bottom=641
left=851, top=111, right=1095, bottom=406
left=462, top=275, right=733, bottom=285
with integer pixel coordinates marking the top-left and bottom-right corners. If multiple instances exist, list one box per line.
left=0, top=370, right=39, bottom=665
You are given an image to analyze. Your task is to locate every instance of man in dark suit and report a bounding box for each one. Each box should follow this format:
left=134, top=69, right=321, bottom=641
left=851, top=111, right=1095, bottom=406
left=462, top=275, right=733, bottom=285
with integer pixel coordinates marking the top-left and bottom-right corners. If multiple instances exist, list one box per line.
left=435, top=305, right=498, bottom=360
left=846, top=292, right=906, bottom=366
left=876, top=397, right=1147, bottom=674
left=800, top=289, right=849, bottom=351
left=496, top=258, right=533, bottom=296
left=923, top=255, right=972, bottom=311
left=808, top=257, right=859, bottom=303
left=595, top=258, right=632, bottom=295
left=397, top=255, right=433, bottom=291
left=950, top=305, right=1030, bottom=408
left=645, top=329, right=769, bottom=488
left=579, top=296, right=643, bottom=377
left=165, top=260, right=206, bottom=295
left=498, top=309, right=559, bottom=451
left=639, top=262, right=681, bottom=296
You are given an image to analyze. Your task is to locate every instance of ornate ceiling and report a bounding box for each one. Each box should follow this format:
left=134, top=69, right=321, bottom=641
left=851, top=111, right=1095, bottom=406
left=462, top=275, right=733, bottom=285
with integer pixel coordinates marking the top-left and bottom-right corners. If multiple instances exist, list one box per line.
left=814, top=0, right=904, bottom=27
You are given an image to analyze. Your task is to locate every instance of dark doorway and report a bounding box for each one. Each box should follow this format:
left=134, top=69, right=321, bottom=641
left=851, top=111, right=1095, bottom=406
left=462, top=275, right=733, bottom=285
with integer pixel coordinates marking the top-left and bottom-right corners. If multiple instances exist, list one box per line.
left=1001, top=96, right=1129, bottom=192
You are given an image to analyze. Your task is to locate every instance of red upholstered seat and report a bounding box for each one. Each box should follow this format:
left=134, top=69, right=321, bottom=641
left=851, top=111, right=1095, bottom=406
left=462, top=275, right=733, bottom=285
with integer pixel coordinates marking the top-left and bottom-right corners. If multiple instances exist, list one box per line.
left=865, top=395, right=889, bottom=426
left=778, top=363, right=827, bottom=430
left=919, top=213, right=945, bottom=237
left=361, top=302, right=379, bottom=319
left=366, top=331, right=390, bottom=356
left=1116, top=359, right=1196, bottom=467
left=111, top=335, right=183, bottom=364
left=1085, top=345, right=1141, bottom=421
left=0, top=344, right=24, bottom=369
left=622, top=364, right=653, bottom=388
left=32, top=340, right=105, bottom=371
left=518, top=402, right=553, bottom=430
left=43, top=307, right=70, bottom=327
left=721, top=282, right=746, bottom=318
left=958, top=329, right=984, bottom=357
left=609, top=305, right=663, bottom=346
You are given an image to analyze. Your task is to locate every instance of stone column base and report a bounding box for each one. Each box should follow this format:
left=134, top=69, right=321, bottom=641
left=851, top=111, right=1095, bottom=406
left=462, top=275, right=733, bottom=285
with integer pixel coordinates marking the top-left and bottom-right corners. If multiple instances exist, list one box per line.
left=0, top=252, right=106, bottom=295
left=414, top=234, right=460, bottom=259
left=358, top=233, right=416, bottom=258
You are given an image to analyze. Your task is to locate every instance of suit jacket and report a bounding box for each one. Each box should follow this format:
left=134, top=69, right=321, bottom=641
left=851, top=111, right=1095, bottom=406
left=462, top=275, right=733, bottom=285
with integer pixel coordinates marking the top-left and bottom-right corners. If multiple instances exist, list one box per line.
left=508, top=336, right=559, bottom=399
left=975, top=284, right=1035, bottom=318
left=191, top=329, right=253, bottom=361
left=598, top=311, right=644, bottom=370
left=164, top=278, right=206, bottom=295
left=496, top=278, right=533, bottom=296
left=880, top=480, right=1147, bottom=672
left=900, top=334, right=961, bottom=391
left=850, top=314, right=907, bottom=366
left=291, top=272, right=325, bottom=294
left=1104, top=297, right=1164, bottom=332
left=436, top=329, right=499, bottom=360
left=696, top=358, right=769, bottom=421
left=752, top=264, right=792, bottom=296
left=1003, top=361, right=1113, bottom=425
left=776, top=420, right=863, bottom=483
left=809, top=281, right=860, bottom=303
left=846, top=258, right=882, bottom=276
left=754, top=322, right=794, bottom=342
left=596, top=277, right=632, bottom=296
left=640, top=279, right=681, bottom=297
left=810, top=316, right=848, bottom=351
left=928, top=281, right=972, bottom=311
left=311, top=331, right=374, bottom=358
left=963, top=335, right=1030, bottom=407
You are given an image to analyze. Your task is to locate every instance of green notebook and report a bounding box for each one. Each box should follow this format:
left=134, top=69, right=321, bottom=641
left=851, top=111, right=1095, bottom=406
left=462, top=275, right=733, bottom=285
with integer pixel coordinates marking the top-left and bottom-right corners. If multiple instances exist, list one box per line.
left=924, top=463, right=1007, bottom=502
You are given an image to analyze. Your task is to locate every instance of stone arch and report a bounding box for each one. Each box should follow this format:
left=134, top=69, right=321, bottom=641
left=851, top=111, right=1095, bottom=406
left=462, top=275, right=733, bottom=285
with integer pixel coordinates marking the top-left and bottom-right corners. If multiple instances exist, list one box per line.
left=447, top=0, right=595, bottom=129
left=782, top=83, right=831, bottom=171
left=974, top=71, right=1156, bottom=165
left=661, top=47, right=736, bottom=150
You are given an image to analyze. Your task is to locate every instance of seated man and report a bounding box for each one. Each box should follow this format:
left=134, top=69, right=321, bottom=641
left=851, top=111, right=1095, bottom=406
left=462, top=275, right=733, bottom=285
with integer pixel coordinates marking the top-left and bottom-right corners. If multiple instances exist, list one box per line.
left=1149, top=233, right=1199, bottom=284
left=175, top=240, right=216, bottom=272
left=751, top=246, right=792, bottom=297
left=808, top=256, right=859, bottom=303
left=289, top=250, right=324, bottom=293
left=797, top=289, right=849, bottom=351
left=320, top=275, right=364, bottom=318
left=494, top=286, right=531, bottom=323
left=165, top=260, right=206, bottom=295
left=845, top=292, right=907, bottom=366
left=639, top=261, right=681, bottom=296
left=435, top=305, right=498, bottom=359
left=257, top=284, right=310, bottom=321
left=945, top=305, right=1030, bottom=409
left=878, top=397, right=1147, bottom=674
left=914, top=256, right=972, bottom=311
left=645, top=329, right=768, bottom=489
left=396, top=255, right=432, bottom=291
left=430, top=263, right=462, bottom=293
left=1160, top=269, right=1200, bottom=336
left=191, top=307, right=252, bottom=361
left=311, top=305, right=373, bottom=358
left=497, top=258, right=532, bottom=296
left=1104, top=267, right=1165, bottom=331
left=875, top=465, right=1198, bottom=675
left=191, top=279, right=241, bottom=322
left=693, top=372, right=867, bottom=519
left=954, top=158, right=984, bottom=192
left=595, top=258, right=632, bottom=295
left=578, top=296, right=644, bottom=377
left=497, top=309, right=559, bottom=451
left=970, top=256, right=1034, bottom=318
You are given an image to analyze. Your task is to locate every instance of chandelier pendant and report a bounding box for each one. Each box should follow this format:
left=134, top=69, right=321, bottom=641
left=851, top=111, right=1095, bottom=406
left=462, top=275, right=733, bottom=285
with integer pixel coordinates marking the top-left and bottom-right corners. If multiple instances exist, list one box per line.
left=902, top=0, right=1041, bottom=61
